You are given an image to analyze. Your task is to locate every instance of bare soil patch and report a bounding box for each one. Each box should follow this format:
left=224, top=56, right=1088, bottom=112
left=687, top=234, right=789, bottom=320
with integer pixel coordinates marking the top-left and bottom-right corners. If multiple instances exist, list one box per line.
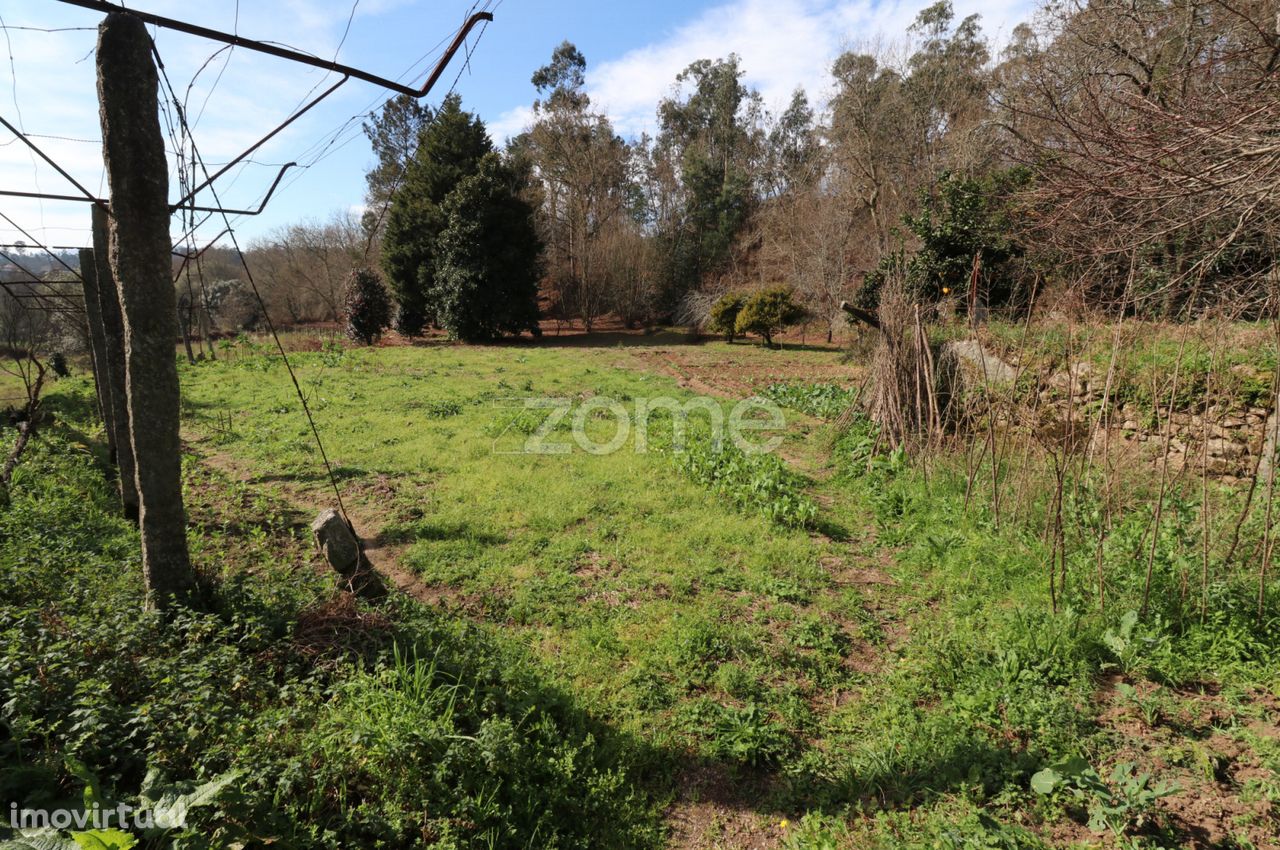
left=627, top=345, right=858, bottom=401
left=665, top=765, right=788, bottom=850
left=1092, top=676, right=1280, bottom=849
left=188, top=437, right=458, bottom=609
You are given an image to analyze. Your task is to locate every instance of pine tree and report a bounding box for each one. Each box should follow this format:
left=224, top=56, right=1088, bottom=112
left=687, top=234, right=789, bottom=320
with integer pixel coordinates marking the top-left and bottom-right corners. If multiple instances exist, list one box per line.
left=432, top=154, right=542, bottom=341
left=361, top=94, right=432, bottom=229
left=380, top=94, right=491, bottom=336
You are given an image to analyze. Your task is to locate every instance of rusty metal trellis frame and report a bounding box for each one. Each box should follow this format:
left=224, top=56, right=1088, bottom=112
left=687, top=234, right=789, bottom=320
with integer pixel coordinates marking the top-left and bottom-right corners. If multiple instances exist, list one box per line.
left=52, top=0, right=494, bottom=98
left=0, top=161, right=296, bottom=217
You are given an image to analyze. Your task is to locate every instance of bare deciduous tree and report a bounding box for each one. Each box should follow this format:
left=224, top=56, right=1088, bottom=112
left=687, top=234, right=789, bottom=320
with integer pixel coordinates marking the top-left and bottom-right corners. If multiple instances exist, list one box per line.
left=249, top=211, right=365, bottom=324
left=1001, top=0, right=1280, bottom=315
left=0, top=287, right=52, bottom=498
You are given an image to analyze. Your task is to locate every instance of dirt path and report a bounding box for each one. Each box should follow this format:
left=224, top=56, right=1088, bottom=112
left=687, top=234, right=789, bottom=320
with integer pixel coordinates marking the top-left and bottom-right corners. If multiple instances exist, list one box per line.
left=189, top=436, right=452, bottom=608
left=617, top=348, right=839, bottom=484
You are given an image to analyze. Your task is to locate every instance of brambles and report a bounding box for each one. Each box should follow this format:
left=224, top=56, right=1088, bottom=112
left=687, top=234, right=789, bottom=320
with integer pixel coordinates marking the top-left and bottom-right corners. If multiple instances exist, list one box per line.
left=340, top=268, right=391, bottom=346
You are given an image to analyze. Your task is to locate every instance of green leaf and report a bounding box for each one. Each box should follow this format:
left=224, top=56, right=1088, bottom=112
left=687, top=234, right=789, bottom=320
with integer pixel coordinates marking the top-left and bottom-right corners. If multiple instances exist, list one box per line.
left=142, top=771, right=239, bottom=831
left=0, top=830, right=79, bottom=850
left=1029, top=767, right=1061, bottom=795
left=63, top=759, right=103, bottom=812
left=1085, top=807, right=1113, bottom=834
left=70, top=831, right=136, bottom=850
left=1054, top=755, right=1093, bottom=778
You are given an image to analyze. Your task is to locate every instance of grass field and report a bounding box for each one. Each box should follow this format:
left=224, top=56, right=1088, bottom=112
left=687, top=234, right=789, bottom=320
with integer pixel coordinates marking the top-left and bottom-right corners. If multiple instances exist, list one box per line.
left=3, top=334, right=1278, bottom=849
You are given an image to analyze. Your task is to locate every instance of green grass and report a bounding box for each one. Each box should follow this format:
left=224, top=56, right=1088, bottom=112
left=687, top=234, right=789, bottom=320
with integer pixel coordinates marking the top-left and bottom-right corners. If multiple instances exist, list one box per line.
left=179, top=342, right=842, bottom=754
left=0, top=383, right=663, bottom=849
left=0, top=364, right=39, bottom=408
left=3, top=337, right=1278, bottom=849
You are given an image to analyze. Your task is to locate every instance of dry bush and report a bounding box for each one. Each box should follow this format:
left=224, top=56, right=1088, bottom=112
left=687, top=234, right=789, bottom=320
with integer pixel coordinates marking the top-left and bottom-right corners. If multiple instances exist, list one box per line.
left=1002, top=0, right=1280, bottom=316
left=867, top=279, right=944, bottom=449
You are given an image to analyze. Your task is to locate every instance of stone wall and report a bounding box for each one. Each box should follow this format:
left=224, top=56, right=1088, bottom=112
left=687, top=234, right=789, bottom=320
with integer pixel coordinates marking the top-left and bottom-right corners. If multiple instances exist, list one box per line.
left=945, top=339, right=1278, bottom=485
left=1043, top=360, right=1277, bottom=484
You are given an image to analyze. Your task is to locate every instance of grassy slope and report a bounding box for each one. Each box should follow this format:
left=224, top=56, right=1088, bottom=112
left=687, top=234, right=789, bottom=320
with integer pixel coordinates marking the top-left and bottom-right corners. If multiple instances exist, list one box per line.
left=1, top=379, right=664, bottom=850
left=181, top=343, right=843, bottom=756
left=2, top=336, right=1276, bottom=849
left=947, top=320, right=1278, bottom=416
left=179, top=338, right=1280, bottom=848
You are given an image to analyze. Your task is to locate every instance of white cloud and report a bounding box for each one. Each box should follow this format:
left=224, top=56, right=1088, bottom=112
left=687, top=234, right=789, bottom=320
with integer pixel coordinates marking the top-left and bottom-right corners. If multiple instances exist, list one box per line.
left=587, top=0, right=1035, bottom=138
left=487, top=104, right=534, bottom=145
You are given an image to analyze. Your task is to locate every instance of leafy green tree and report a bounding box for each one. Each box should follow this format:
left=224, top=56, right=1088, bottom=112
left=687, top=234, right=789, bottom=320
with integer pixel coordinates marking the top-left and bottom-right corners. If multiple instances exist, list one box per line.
left=764, top=89, right=818, bottom=196
left=855, top=169, right=1029, bottom=311
left=904, top=169, right=1027, bottom=305
left=735, top=287, right=807, bottom=348
left=530, top=41, right=588, bottom=110
left=906, top=0, right=990, bottom=126
left=381, top=94, right=492, bottom=336
left=708, top=293, right=745, bottom=342
left=342, top=268, right=391, bottom=345
left=432, top=154, right=543, bottom=341
left=828, top=2, right=996, bottom=301
left=654, top=56, right=761, bottom=311
left=520, top=42, right=638, bottom=329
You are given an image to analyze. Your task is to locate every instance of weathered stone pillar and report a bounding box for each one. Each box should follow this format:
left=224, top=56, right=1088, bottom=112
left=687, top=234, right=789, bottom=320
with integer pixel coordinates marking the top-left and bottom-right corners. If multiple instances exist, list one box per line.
left=78, top=246, right=113, bottom=453
left=91, top=204, right=139, bottom=521
left=98, top=11, right=193, bottom=609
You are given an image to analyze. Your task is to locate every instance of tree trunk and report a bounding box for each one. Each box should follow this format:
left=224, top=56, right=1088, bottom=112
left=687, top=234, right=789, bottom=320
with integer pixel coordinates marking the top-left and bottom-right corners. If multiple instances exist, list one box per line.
left=92, top=205, right=139, bottom=521
left=198, top=298, right=217, bottom=360
left=98, top=11, right=194, bottom=610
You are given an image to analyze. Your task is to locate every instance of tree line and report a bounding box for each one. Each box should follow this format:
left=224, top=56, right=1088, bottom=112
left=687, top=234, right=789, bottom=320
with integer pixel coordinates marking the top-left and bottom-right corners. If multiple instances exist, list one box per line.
left=176, top=0, right=1280, bottom=344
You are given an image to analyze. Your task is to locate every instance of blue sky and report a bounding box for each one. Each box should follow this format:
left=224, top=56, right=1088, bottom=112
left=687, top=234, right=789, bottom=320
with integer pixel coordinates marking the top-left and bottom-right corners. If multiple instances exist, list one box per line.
left=0, top=0, right=1034, bottom=252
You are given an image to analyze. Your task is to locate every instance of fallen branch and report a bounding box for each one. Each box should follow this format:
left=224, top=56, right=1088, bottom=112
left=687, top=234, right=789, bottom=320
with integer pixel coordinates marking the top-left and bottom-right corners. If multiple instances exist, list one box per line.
left=840, top=300, right=882, bottom=330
